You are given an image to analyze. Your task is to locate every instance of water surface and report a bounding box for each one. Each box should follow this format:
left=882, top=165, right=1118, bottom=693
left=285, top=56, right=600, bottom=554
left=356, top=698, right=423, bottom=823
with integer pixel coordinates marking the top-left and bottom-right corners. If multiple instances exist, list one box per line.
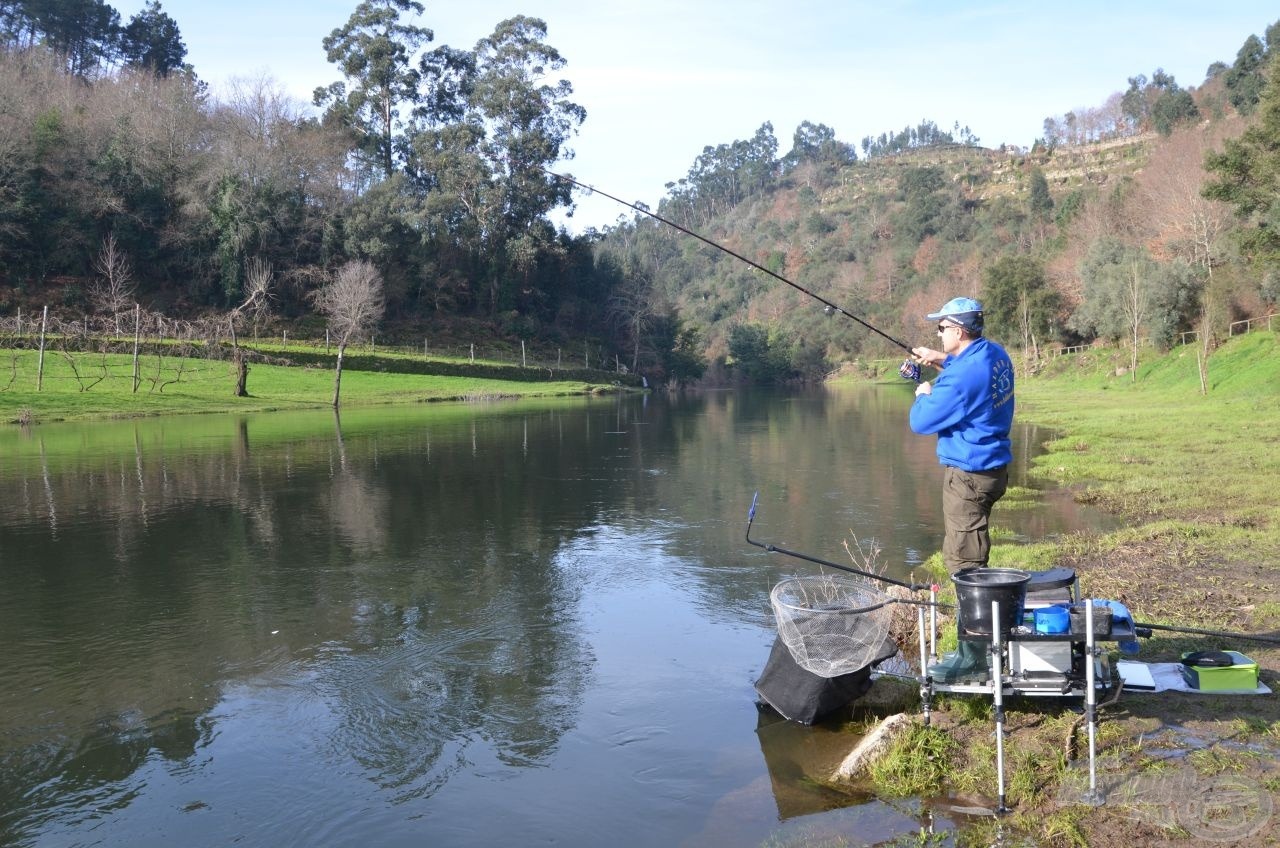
left=0, top=386, right=1112, bottom=847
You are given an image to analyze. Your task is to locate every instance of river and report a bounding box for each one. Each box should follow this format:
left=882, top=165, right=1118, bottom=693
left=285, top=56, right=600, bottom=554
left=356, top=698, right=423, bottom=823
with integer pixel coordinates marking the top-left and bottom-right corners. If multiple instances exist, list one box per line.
left=0, top=386, right=1112, bottom=847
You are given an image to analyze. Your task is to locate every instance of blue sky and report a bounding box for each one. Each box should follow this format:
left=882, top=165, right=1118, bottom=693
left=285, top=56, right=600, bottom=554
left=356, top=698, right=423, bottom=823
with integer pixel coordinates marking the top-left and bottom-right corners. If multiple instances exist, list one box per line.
left=119, top=1, right=1278, bottom=232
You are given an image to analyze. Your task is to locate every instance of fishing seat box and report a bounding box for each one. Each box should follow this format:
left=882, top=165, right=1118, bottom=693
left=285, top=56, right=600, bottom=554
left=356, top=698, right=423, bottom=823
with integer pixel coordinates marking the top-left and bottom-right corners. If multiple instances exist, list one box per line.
left=1179, top=651, right=1259, bottom=691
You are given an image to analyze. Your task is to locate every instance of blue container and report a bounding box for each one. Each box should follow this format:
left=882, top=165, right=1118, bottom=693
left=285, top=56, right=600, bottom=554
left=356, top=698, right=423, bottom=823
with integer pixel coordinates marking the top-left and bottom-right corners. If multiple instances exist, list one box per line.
left=1033, top=605, right=1070, bottom=634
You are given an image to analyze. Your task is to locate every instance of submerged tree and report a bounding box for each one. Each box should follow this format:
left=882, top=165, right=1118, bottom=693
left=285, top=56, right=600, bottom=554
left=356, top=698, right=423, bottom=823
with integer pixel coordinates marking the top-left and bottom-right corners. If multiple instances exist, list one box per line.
left=226, top=258, right=273, bottom=397
left=312, top=259, right=385, bottom=408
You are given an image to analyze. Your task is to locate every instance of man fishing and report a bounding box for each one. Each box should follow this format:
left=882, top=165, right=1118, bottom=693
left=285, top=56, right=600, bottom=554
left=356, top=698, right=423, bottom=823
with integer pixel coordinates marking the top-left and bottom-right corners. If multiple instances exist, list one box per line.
left=904, top=297, right=1015, bottom=682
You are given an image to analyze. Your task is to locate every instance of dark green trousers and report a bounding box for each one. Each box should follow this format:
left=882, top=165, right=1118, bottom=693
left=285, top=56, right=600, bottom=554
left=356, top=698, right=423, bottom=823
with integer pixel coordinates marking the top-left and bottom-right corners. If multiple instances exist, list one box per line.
left=942, top=465, right=1009, bottom=573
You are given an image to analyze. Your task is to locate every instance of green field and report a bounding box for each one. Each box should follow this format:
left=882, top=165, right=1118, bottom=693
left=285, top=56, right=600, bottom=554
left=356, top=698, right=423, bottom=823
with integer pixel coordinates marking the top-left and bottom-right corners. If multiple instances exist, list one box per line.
left=0, top=347, right=624, bottom=423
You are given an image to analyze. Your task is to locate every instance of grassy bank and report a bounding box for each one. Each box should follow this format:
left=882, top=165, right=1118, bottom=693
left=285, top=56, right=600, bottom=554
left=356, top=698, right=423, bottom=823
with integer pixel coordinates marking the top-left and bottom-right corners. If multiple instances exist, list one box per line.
left=860, top=332, right=1280, bottom=846
left=0, top=347, right=628, bottom=423
left=1005, top=331, right=1280, bottom=633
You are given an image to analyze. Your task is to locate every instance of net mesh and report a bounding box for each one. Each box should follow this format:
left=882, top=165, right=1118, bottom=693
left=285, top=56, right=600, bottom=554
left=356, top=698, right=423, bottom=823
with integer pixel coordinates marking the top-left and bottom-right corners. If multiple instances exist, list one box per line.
left=770, top=574, right=896, bottom=678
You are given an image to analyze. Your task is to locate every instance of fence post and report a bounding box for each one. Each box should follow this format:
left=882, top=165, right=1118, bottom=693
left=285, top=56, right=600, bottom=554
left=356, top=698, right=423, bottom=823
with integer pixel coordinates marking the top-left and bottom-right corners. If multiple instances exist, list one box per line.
left=132, top=303, right=141, bottom=393
left=470, top=343, right=475, bottom=363
left=521, top=340, right=526, bottom=367
left=36, top=305, right=47, bottom=391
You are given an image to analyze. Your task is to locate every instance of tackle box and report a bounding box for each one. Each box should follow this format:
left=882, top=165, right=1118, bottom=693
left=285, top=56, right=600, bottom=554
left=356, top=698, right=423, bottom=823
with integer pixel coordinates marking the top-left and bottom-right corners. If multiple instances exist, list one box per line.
left=1179, top=650, right=1259, bottom=691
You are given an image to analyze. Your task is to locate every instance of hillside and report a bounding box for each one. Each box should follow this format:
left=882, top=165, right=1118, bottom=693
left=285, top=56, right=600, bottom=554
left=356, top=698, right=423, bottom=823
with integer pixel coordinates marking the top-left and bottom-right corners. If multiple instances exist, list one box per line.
left=593, top=43, right=1279, bottom=383
left=1, top=7, right=1278, bottom=389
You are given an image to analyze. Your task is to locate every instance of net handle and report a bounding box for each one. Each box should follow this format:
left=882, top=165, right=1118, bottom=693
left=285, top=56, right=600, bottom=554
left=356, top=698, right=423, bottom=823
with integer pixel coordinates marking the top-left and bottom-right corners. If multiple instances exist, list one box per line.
left=747, top=492, right=930, bottom=592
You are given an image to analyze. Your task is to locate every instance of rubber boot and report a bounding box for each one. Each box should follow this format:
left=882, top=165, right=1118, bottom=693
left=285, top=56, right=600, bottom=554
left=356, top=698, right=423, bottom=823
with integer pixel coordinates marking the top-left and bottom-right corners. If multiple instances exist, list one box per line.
left=928, top=640, right=989, bottom=683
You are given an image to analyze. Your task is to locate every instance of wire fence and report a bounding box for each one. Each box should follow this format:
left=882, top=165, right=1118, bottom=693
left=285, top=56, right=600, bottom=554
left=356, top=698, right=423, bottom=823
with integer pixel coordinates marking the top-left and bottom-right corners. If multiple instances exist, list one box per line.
left=0, top=306, right=635, bottom=376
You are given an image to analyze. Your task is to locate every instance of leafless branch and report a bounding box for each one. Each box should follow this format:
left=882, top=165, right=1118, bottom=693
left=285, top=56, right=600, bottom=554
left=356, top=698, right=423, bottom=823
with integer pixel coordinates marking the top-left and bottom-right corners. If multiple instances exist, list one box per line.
left=89, top=233, right=136, bottom=334
left=311, top=260, right=384, bottom=349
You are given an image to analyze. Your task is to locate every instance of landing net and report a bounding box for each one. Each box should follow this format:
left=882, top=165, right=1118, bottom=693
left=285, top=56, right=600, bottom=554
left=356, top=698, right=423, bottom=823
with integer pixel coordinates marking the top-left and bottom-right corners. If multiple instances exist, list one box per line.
left=770, top=574, right=897, bottom=678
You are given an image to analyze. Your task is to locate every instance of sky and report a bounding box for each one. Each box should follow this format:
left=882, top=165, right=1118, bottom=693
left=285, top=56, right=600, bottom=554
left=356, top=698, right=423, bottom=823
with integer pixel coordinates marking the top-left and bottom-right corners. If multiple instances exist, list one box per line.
left=117, top=1, right=1278, bottom=233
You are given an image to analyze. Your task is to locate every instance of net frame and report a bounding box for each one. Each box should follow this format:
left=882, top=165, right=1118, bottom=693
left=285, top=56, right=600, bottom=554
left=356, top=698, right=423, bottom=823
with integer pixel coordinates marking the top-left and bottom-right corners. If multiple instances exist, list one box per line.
left=770, top=573, right=898, bottom=678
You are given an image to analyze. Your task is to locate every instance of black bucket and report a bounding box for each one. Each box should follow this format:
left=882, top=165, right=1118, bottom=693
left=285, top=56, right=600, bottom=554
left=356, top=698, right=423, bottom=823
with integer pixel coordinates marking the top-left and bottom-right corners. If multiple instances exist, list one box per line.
left=952, top=568, right=1031, bottom=637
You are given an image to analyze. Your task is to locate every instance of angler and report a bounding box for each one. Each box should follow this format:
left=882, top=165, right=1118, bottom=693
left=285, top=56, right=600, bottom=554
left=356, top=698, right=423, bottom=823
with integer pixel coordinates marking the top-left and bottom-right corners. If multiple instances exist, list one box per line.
left=904, top=297, right=1016, bottom=682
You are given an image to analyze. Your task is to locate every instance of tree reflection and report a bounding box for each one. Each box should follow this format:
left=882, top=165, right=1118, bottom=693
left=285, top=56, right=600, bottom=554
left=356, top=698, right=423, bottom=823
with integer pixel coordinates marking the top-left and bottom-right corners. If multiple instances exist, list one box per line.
left=0, top=393, right=1116, bottom=843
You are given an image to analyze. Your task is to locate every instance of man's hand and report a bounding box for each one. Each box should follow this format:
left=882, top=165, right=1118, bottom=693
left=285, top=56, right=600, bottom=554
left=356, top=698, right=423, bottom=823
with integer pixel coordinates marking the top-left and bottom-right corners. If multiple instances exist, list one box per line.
left=911, top=346, right=946, bottom=368
left=915, top=380, right=933, bottom=397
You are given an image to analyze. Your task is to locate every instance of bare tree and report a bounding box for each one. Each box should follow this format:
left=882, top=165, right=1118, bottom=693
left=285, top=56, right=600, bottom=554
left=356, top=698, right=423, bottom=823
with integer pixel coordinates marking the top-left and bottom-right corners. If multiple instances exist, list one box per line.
left=226, top=258, right=274, bottom=396
left=1121, top=260, right=1149, bottom=382
left=89, top=233, right=135, bottom=334
left=1136, top=125, right=1234, bottom=394
left=609, top=260, right=663, bottom=374
left=311, top=260, right=384, bottom=408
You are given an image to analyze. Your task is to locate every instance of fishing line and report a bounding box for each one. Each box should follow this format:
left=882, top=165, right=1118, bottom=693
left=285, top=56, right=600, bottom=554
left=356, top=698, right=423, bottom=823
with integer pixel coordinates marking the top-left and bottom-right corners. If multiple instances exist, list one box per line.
left=545, top=170, right=916, bottom=354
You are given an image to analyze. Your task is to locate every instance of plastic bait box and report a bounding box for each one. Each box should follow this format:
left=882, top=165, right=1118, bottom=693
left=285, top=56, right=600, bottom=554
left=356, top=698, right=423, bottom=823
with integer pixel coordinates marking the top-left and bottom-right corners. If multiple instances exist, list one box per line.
left=1179, top=651, right=1259, bottom=691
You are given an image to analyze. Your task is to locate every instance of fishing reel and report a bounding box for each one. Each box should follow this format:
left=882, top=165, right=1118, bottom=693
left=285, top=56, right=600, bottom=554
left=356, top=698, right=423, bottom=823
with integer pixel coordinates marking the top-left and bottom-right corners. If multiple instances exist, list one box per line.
left=899, top=359, right=921, bottom=382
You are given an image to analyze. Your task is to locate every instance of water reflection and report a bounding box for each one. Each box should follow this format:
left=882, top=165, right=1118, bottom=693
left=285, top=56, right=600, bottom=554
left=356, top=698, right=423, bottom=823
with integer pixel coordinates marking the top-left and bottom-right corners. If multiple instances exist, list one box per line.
left=0, top=389, right=1116, bottom=846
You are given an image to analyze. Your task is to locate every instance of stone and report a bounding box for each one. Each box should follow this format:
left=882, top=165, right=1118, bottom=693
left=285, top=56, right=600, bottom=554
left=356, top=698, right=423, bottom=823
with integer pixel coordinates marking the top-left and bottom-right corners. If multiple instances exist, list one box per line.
left=831, top=712, right=916, bottom=782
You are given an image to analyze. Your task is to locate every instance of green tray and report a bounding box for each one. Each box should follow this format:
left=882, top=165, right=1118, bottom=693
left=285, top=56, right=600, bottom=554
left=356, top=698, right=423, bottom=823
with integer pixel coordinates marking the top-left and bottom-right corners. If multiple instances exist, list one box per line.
left=1180, top=651, right=1259, bottom=691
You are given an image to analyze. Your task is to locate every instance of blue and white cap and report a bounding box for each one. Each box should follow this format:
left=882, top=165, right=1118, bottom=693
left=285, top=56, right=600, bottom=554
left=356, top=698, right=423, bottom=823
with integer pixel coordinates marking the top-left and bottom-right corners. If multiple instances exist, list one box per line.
left=926, top=297, right=984, bottom=334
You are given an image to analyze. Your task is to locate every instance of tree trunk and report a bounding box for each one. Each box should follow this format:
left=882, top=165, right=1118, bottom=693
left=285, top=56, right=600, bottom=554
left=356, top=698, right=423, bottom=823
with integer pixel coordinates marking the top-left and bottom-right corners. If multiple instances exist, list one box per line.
left=234, top=349, right=249, bottom=397
left=332, top=342, right=346, bottom=409
left=1198, top=310, right=1211, bottom=395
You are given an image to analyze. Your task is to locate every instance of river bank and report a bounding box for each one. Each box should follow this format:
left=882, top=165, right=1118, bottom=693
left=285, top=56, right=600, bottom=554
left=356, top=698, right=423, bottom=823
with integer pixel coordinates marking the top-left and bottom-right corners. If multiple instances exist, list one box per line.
left=846, top=332, right=1280, bottom=846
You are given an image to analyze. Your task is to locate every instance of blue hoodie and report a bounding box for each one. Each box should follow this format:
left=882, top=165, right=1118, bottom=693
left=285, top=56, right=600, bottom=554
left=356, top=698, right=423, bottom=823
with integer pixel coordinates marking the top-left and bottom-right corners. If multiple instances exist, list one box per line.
left=909, top=337, right=1015, bottom=472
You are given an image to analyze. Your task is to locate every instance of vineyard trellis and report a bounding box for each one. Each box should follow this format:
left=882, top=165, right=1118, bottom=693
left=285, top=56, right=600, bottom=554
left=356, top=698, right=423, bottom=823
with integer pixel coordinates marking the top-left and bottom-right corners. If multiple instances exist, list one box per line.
left=0, top=305, right=637, bottom=396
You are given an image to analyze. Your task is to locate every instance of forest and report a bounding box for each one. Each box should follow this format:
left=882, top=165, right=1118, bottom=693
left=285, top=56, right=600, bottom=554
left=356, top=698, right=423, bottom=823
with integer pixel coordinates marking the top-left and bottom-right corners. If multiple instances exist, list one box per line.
left=2, top=0, right=1279, bottom=387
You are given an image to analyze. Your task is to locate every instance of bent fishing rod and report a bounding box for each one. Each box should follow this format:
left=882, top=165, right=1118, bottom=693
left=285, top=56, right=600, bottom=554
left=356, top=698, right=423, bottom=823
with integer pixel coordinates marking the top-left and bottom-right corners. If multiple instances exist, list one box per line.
left=545, top=169, right=915, bottom=355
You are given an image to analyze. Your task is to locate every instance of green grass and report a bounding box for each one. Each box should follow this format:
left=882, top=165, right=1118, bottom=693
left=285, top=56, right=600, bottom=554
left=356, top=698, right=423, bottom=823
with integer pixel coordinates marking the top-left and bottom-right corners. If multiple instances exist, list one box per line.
left=0, top=347, right=623, bottom=423
left=871, top=332, right=1280, bottom=846
left=1003, top=332, right=1280, bottom=633
left=866, top=722, right=957, bottom=798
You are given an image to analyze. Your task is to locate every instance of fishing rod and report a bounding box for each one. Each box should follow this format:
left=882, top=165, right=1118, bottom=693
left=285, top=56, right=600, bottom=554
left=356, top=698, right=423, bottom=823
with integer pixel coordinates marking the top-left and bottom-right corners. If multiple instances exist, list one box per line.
left=545, top=169, right=916, bottom=355
left=745, top=492, right=933, bottom=593
left=1133, top=620, right=1280, bottom=646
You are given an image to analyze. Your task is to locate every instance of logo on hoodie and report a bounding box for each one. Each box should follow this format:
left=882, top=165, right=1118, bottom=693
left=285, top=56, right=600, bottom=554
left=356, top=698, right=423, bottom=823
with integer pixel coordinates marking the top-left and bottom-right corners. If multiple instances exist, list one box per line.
left=991, top=357, right=1013, bottom=408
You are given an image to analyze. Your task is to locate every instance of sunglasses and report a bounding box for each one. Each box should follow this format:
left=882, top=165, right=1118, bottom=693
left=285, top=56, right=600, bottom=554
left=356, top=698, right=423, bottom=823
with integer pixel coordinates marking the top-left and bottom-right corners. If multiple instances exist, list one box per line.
left=937, top=322, right=959, bottom=334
